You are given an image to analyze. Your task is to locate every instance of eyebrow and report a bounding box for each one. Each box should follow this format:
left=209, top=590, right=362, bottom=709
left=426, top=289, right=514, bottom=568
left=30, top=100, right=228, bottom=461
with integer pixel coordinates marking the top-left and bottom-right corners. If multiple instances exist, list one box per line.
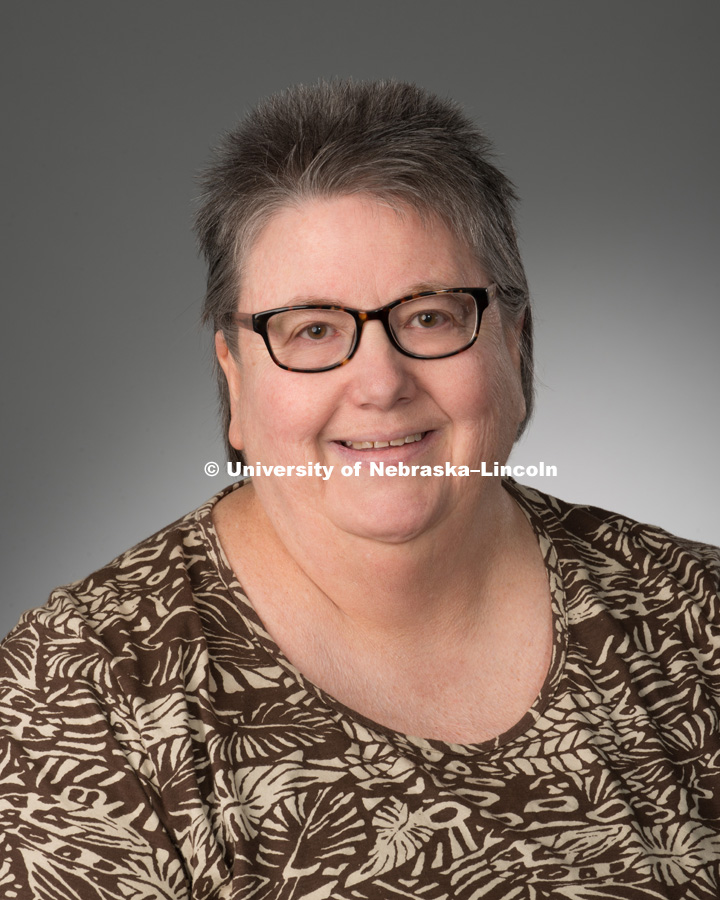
left=286, top=282, right=465, bottom=306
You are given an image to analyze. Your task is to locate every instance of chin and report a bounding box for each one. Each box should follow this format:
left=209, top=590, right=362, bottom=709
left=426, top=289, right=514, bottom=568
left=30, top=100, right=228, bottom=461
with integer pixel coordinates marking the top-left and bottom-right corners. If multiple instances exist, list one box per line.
left=331, top=489, right=447, bottom=545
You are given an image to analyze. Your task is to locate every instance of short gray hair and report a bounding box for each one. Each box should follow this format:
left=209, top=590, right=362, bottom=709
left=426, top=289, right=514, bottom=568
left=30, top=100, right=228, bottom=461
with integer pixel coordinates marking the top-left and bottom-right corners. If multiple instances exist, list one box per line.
left=196, top=79, right=533, bottom=463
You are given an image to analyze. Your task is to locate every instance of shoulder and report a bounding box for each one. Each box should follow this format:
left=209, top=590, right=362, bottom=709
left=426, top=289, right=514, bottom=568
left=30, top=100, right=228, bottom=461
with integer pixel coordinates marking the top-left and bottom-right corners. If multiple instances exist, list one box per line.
left=509, top=480, right=720, bottom=740
left=0, top=491, right=240, bottom=899
left=3, top=486, right=239, bottom=656
left=0, top=484, right=249, bottom=738
left=507, top=479, right=720, bottom=642
left=509, top=478, right=720, bottom=584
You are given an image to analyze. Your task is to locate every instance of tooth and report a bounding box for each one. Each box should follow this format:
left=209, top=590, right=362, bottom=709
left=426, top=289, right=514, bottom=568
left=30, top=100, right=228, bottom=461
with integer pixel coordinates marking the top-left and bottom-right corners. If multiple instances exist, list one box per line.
left=341, top=432, right=425, bottom=450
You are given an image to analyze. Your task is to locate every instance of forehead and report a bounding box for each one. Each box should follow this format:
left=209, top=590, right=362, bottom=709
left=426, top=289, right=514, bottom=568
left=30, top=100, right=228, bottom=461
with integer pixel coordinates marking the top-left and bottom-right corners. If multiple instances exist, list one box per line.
left=241, top=195, right=482, bottom=308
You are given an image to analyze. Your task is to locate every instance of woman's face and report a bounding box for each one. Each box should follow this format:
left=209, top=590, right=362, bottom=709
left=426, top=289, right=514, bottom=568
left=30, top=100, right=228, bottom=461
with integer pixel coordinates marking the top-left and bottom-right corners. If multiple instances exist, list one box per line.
left=217, top=195, right=525, bottom=544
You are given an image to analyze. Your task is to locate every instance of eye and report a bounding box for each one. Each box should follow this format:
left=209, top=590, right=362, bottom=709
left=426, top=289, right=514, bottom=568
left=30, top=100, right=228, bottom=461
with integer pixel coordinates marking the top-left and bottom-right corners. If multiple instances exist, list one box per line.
left=394, top=294, right=472, bottom=333
left=413, top=310, right=447, bottom=329
left=303, top=323, right=331, bottom=339
left=270, top=309, right=355, bottom=349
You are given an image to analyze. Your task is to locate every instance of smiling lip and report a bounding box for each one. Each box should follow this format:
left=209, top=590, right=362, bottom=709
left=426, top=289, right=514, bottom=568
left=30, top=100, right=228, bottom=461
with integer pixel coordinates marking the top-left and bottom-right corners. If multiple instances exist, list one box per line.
left=330, top=429, right=436, bottom=462
left=338, top=432, right=426, bottom=451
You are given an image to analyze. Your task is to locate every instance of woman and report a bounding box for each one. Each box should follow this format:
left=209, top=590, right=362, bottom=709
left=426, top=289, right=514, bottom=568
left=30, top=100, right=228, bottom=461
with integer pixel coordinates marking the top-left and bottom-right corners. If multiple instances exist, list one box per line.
left=2, top=80, right=719, bottom=899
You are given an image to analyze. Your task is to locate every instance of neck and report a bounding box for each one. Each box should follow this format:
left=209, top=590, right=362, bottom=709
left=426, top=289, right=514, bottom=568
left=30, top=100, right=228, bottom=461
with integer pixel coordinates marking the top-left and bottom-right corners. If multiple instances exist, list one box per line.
left=231, top=479, right=531, bottom=648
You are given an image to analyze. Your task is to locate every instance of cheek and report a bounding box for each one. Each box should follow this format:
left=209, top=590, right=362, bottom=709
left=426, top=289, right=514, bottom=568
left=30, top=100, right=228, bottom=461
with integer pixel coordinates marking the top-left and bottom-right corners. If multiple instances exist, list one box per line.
left=239, top=369, right=334, bottom=457
left=492, top=346, right=525, bottom=418
left=453, top=342, right=525, bottom=449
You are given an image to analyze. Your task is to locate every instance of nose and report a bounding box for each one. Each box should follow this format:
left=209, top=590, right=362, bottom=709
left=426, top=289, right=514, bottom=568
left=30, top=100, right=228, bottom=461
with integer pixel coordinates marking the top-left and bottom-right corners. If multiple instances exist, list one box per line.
left=345, top=319, right=416, bottom=409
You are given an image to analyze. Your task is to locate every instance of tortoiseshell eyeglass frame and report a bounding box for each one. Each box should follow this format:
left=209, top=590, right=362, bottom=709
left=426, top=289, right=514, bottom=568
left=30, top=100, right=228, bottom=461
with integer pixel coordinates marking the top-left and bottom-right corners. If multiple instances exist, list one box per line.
left=226, top=285, right=494, bottom=373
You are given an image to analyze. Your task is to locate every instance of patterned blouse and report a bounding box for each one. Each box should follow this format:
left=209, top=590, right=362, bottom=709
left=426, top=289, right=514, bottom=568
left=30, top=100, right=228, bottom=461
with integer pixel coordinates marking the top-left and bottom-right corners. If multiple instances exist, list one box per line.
left=1, top=480, right=720, bottom=899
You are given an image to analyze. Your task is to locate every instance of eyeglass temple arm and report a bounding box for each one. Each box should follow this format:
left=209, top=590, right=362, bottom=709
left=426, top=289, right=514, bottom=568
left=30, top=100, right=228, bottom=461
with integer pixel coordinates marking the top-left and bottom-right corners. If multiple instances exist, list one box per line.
left=227, top=311, right=255, bottom=332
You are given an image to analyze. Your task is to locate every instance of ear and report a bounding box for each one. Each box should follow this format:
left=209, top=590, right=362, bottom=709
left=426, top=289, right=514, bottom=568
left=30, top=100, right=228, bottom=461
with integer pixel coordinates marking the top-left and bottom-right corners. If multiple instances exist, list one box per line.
left=215, top=331, right=245, bottom=451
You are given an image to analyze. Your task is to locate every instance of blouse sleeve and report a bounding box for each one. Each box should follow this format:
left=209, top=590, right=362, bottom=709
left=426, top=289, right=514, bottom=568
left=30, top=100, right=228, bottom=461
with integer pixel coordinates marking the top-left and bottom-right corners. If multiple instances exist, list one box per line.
left=0, top=593, right=191, bottom=900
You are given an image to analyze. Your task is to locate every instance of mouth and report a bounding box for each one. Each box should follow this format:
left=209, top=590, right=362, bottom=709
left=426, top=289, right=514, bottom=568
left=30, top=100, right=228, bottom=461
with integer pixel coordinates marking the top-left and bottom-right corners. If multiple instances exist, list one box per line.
left=337, top=432, right=426, bottom=451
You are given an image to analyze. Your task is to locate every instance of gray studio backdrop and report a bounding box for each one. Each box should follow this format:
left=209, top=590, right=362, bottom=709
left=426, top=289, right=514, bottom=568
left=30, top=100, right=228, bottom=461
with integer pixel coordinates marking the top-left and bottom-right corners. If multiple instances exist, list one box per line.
left=2, top=1, right=719, bottom=639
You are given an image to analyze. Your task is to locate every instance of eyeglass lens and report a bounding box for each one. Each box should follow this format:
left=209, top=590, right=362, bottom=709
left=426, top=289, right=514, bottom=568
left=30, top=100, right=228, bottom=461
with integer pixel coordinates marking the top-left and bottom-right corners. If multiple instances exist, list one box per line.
left=265, top=292, right=479, bottom=370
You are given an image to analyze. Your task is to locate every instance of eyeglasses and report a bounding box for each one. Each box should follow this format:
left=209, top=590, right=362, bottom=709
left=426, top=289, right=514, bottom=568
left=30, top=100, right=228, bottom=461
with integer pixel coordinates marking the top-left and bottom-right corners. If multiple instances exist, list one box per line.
left=229, top=286, right=493, bottom=373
